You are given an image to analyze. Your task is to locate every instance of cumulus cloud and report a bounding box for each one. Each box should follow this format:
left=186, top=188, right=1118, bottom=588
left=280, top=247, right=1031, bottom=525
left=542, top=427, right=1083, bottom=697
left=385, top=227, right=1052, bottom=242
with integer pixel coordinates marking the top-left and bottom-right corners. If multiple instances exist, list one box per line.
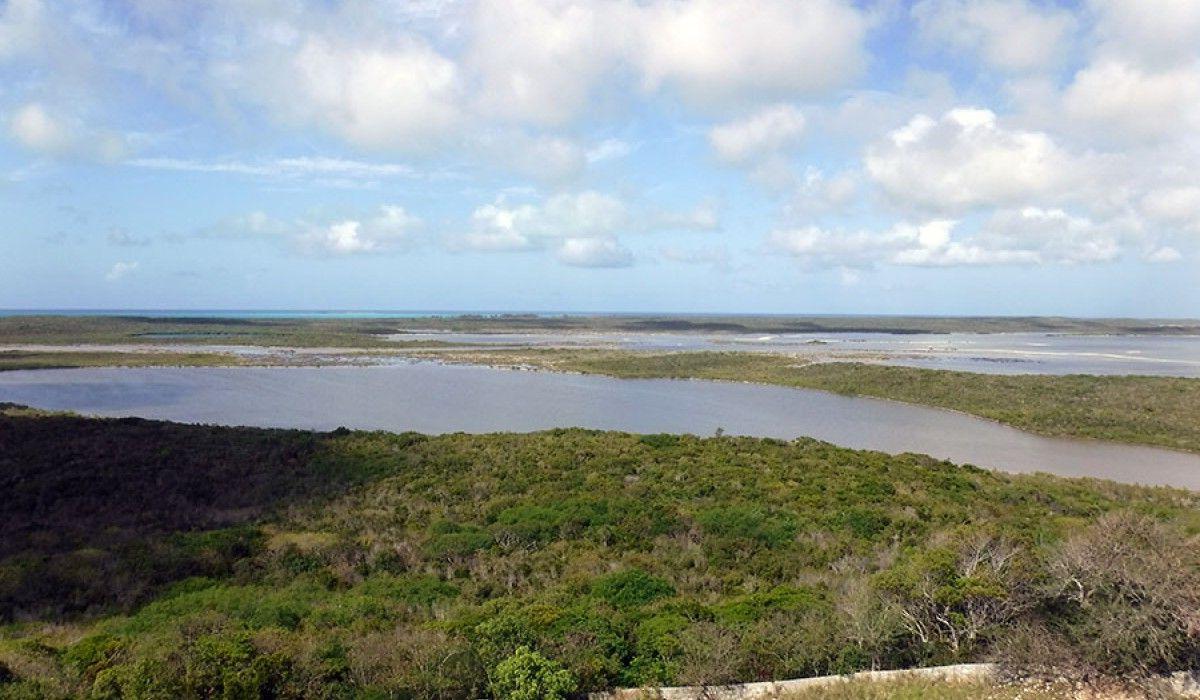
left=216, top=205, right=422, bottom=255
left=296, top=206, right=421, bottom=255
left=466, top=0, right=630, bottom=126
left=466, top=0, right=867, bottom=123
left=556, top=237, right=633, bottom=267
left=636, top=0, right=867, bottom=106
left=1087, top=0, right=1200, bottom=70
left=765, top=220, right=1030, bottom=269
left=1140, top=186, right=1200, bottom=233
left=976, top=207, right=1123, bottom=264
left=768, top=208, right=1143, bottom=270
left=789, top=167, right=859, bottom=214
left=866, top=108, right=1074, bottom=212
left=281, top=36, right=463, bottom=152
left=459, top=191, right=629, bottom=251
left=456, top=190, right=718, bottom=267
left=1061, top=60, right=1200, bottom=143
left=0, top=0, right=871, bottom=169
left=912, top=0, right=1075, bottom=72
left=709, top=104, right=805, bottom=165
left=3, top=0, right=1193, bottom=288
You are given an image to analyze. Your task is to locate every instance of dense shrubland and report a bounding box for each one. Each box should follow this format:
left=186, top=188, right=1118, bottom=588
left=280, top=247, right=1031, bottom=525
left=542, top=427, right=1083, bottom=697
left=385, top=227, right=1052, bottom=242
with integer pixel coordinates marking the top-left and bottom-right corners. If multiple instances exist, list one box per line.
left=1, top=407, right=1198, bottom=698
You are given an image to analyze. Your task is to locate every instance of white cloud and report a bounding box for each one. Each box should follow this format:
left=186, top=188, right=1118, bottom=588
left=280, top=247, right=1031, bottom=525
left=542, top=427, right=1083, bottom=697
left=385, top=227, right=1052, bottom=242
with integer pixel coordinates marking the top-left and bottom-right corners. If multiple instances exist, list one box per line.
left=1061, top=60, right=1200, bottom=144
left=976, top=207, right=1123, bottom=264
left=556, top=237, right=633, bottom=267
left=8, top=103, right=69, bottom=154
left=465, top=0, right=868, bottom=123
left=767, top=219, right=1041, bottom=269
left=1141, top=186, right=1200, bottom=233
left=6, top=102, right=128, bottom=160
left=709, top=104, right=805, bottom=165
left=866, top=108, right=1073, bottom=212
left=296, top=206, right=421, bottom=255
left=912, top=0, right=1075, bottom=72
left=1087, top=0, right=1200, bottom=70
left=216, top=205, right=421, bottom=255
left=466, top=0, right=630, bottom=126
left=460, top=191, right=629, bottom=251
left=264, top=36, right=463, bottom=152
left=767, top=209, right=1142, bottom=269
left=789, top=167, right=859, bottom=214
left=637, top=0, right=867, bottom=106
left=768, top=224, right=915, bottom=269
left=105, top=261, right=139, bottom=281
left=457, top=189, right=716, bottom=267
left=0, top=0, right=871, bottom=170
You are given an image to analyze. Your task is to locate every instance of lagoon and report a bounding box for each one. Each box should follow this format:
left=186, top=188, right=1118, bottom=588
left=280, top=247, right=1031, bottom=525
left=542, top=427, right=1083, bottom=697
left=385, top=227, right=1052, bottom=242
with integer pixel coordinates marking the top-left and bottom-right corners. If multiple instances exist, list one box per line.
left=2, top=363, right=1198, bottom=489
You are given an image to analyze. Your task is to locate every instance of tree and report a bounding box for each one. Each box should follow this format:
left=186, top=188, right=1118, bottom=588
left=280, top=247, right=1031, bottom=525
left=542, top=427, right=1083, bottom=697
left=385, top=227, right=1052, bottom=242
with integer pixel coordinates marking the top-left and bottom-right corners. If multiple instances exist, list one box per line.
left=875, top=534, right=1033, bottom=658
left=490, top=646, right=576, bottom=700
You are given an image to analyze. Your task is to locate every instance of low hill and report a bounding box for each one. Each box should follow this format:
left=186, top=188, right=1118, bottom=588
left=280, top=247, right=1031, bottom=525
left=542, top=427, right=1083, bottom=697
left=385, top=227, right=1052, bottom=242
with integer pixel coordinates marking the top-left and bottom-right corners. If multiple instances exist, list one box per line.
left=1, top=406, right=1197, bottom=698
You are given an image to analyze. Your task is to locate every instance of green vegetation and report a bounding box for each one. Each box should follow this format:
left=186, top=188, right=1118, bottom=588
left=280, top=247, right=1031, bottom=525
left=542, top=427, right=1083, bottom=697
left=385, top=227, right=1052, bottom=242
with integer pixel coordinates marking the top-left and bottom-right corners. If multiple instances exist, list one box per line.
left=385, top=313, right=1200, bottom=335
left=0, top=315, right=442, bottom=348
left=2, top=313, right=1198, bottom=350
left=489, top=647, right=575, bottom=700
left=433, top=349, right=1200, bottom=453
left=1, top=406, right=1198, bottom=698
left=0, top=350, right=246, bottom=371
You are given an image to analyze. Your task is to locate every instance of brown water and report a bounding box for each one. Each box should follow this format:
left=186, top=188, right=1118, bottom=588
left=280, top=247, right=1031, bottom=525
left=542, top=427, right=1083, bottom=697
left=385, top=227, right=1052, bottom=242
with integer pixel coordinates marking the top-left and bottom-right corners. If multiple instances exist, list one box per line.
left=1, top=363, right=1197, bottom=490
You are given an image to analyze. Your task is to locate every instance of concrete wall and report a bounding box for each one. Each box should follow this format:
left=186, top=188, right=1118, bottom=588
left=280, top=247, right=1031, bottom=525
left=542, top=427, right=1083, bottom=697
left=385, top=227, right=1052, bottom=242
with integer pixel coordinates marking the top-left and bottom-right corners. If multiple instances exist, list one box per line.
left=587, top=663, right=996, bottom=700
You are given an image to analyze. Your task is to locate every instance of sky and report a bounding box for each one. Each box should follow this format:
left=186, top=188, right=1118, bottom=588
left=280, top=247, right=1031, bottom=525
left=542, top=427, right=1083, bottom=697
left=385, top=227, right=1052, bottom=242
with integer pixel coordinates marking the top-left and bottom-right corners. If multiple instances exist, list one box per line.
left=1, top=0, right=1198, bottom=316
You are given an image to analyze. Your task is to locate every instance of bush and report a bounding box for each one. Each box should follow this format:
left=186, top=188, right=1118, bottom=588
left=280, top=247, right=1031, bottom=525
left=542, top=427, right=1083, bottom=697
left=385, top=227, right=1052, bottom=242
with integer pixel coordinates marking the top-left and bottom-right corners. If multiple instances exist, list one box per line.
left=492, top=506, right=567, bottom=545
left=874, top=535, right=1034, bottom=660
left=1041, top=511, right=1200, bottom=677
left=348, top=627, right=485, bottom=698
left=489, top=646, right=576, bottom=700
left=591, top=569, right=674, bottom=609
left=697, top=506, right=798, bottom=547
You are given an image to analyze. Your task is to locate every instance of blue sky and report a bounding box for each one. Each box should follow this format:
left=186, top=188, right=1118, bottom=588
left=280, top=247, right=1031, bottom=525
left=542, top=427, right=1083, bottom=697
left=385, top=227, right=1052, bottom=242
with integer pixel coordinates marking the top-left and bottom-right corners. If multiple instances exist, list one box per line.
left=1, top=0, right=1198, bottom=315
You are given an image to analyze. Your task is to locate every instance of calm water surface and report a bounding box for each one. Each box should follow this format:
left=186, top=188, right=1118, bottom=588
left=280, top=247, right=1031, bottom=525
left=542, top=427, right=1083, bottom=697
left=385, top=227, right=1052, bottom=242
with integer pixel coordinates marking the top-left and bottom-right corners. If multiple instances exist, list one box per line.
left=390, top=331, right=1200, bottom=377
left=2, top=364, right=1198, bottom=490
